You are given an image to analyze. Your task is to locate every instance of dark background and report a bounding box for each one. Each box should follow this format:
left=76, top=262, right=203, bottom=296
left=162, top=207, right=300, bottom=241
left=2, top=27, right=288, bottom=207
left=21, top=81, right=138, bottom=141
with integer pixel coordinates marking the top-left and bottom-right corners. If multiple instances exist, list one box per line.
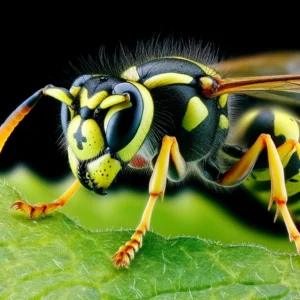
left=1, top=7, right=299, bottom=231
left=2, top=11, right=299, bottom=176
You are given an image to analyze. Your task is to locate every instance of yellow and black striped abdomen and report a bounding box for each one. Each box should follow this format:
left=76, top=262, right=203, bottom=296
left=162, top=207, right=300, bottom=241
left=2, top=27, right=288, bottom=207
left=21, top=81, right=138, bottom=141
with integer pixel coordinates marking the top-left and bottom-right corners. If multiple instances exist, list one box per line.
left=233, top=107, right=300, bottom=222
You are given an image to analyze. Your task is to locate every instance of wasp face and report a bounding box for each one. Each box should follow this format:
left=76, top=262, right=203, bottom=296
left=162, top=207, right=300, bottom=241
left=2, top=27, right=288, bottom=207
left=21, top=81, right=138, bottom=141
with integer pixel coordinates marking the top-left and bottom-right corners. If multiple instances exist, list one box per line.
left=63, top=75, right=154, bottom=194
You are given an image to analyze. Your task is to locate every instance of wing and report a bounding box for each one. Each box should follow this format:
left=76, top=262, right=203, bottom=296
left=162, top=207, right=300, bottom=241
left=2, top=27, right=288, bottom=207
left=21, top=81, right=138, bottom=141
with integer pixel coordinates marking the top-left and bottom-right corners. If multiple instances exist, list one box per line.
left=208, top=52, right=300, bottom=106
left=215, top=51, right=300, bottom=77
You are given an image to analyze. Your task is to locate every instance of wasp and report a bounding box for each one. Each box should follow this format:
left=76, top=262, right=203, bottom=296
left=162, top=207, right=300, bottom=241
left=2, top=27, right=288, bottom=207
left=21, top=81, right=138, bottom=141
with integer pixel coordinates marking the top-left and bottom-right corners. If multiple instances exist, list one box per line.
left=0, top=39, right=299, bottom=268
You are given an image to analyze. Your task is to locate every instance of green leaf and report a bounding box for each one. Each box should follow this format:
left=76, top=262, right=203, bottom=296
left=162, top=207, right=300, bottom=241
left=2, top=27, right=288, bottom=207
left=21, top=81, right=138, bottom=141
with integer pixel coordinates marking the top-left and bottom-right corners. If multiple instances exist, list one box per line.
left=1, top=166, right=296, bottom=253
left=1, top=181, right=300, bottom=299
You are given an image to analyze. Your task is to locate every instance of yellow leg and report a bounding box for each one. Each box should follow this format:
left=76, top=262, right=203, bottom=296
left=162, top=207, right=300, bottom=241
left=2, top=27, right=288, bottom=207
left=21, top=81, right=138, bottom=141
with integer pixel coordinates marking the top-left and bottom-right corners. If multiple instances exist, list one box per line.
left=221, top=134, right=300, bottom=252
left=10, top=179, right=81, bottom=218
left=112, top=136, right=187, bottom=268
left=277, top=139, right=300, bottom=160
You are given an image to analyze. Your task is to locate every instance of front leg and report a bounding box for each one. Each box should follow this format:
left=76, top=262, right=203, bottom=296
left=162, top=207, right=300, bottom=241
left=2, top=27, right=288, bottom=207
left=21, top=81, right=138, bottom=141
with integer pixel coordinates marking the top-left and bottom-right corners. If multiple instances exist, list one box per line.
left=112, top=136, right=187, bottom=268
left=10, top=179, right=81, bottom=218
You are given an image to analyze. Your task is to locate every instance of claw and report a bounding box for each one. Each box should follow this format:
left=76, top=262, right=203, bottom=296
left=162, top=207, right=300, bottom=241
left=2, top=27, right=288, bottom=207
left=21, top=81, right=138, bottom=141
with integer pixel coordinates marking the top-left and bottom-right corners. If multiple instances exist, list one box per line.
left=268, top=197, right=274, bottom=211
left=10, top=200, right=34, bottom=215
left=10, top=200, right=49, bottom=218
left=112, top=251, right=131, bottom=269
left=9, top=180, right=80, bottom=219
left=294, top=236, right=300, bottom=252
left=112, top=232, right=143, bottom=269
left=268, top=196, right=280, bottom=223
left=273, top=206, right=280, bottom=223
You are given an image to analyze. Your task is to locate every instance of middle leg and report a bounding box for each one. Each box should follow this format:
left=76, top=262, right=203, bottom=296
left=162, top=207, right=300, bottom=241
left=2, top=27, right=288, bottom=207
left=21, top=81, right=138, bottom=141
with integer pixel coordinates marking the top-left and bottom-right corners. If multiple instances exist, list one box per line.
left=112, top=136, right=187, bottom=268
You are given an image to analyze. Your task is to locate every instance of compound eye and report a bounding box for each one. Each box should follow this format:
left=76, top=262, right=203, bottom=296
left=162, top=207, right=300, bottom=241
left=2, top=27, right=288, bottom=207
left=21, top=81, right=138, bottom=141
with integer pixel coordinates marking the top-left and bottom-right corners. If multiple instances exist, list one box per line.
left=103, top=82, right=143, bottom=154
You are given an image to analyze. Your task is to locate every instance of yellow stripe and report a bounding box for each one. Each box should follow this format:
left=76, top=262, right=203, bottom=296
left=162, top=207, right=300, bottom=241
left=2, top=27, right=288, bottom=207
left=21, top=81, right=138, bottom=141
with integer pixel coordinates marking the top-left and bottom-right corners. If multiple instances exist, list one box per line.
left=104, top=102, right=132, bottom=132
left=121, top=66, right=140, bottom=82
left=79, top=88, right=108, bottom=109
left=143, top=73, right=193, bottom=89
left=79, top=89, right=89, bottom=107
left=233, top=109, right=260, bottom=140
left=219, top=114, right=229, bottom=129
left=218, top=94, right=228, bottom=108
left=69, top=86, right=81, bottom=98
left=274, top=110, right=299, bottom=141
left=182, top=96, right=208, bottom=131
left=100, top=94, right=128, bottom=109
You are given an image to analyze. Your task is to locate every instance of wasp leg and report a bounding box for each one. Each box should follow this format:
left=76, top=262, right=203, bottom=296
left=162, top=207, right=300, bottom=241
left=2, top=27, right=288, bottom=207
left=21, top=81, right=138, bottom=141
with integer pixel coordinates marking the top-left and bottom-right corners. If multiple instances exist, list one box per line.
left=277, top=139, right=300, bottom=162
left=220, top=134, right=300, bottom=252
left=112, top=136, right=187, bottom=268
left=10, top=179, right=81, bottom=218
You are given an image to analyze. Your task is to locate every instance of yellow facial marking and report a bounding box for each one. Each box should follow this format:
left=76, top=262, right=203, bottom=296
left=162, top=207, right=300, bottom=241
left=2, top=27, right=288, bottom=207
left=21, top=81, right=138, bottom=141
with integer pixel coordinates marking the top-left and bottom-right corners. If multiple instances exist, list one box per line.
left=100, top=94, right=128, bottom=109
left=87, top=153, right=122, bottom=189
left=79, top=88, right=108, bottom=109
left=274, top=110, right=299, bottom=141
left=121, top=66, right=140, bottom=82
left=219, top=114, right=229, bottom=129
left=143, top=73, right=193, bottom=90
left=67, top=115, right=104, bottom=161
left=218, top=94, right=228, bottom=108
left=182, top=96, right=208, bottom=132
left=68, top=107, right=75, bottom=120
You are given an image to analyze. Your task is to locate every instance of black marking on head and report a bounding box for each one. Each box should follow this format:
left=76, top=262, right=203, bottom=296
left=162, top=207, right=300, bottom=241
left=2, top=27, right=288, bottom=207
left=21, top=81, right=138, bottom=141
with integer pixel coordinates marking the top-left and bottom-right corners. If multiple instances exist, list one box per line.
left=82, top=76, right=125, bottom=98
left=80, top=106, right=93, bottom=120
left=73, top=119, right=87, bottom=150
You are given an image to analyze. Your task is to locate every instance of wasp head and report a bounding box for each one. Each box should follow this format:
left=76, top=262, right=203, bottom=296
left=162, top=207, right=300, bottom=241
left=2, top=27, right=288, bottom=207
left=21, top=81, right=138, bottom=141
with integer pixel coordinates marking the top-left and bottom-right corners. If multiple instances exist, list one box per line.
left=58, top=75, right=154, bottom=194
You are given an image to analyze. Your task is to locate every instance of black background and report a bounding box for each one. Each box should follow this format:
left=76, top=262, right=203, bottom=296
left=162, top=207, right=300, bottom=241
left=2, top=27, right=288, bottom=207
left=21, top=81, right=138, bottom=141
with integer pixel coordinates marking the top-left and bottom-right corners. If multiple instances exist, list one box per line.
left=0, top=7, right=299, bottom=231
left=1, top=9, right=299, bottom=177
